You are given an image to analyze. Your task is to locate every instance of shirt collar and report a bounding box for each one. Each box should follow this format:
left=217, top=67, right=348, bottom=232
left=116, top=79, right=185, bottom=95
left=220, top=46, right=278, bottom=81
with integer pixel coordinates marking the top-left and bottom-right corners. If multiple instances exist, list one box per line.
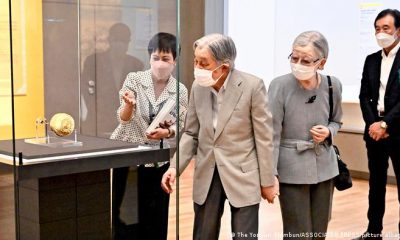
left=382, top=40, right=400, bottom=58
left=222, top=71, right=231, bottom=90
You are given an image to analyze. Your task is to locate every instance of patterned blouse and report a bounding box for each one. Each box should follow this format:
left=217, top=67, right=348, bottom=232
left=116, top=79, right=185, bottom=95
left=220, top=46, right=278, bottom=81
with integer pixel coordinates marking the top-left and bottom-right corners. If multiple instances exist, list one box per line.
left=110, top=70, right=188, bottom=145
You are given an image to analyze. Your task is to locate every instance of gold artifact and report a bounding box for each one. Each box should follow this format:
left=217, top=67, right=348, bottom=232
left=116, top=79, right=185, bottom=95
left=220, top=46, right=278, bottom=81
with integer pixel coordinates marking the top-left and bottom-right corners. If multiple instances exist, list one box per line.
left=49, top=113, right=75, bottom=137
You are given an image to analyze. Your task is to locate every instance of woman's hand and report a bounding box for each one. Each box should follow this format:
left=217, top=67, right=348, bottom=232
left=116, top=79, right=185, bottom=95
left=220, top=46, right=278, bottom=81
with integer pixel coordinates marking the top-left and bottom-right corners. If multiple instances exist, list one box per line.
left=120, top=90, right=136, bottom=122
left=310, top=125, right=330, bottom=143
left=146, top=128, right=169, bottom=140
left=122, top=90, right=136, bottom=106
left=261, top=176, right=280, bottom=204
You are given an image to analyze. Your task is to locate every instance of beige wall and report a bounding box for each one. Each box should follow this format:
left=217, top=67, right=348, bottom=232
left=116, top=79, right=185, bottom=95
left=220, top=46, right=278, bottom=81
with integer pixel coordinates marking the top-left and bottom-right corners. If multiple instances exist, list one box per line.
left=335, top=131, right=396, bottom=183
left=341, top=102, right=364, bottom=133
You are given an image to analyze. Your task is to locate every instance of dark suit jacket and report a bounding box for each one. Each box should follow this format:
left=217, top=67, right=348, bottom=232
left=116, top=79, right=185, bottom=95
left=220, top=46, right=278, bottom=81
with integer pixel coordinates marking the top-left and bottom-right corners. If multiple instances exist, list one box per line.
left=359, top=49, right=400, bottom=141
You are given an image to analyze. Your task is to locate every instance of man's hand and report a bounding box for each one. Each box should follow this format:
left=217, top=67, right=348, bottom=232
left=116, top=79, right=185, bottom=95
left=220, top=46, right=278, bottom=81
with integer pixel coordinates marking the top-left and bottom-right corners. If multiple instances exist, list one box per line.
left=261, top=176, right=279, bottom=204
left=161, top=168, right=177, bottom=194
left=310, top=125, right=330, bottom=143
left=368, top=122, right=387, bottom=141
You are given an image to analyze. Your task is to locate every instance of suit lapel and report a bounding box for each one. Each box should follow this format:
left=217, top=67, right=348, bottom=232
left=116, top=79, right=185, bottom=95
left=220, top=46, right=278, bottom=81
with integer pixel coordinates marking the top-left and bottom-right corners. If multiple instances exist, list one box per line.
left=372, top=52, right=382, bottom=99
left=214, top=70, right=243, bottom=141
left=386, top=50, right=400, bottom=91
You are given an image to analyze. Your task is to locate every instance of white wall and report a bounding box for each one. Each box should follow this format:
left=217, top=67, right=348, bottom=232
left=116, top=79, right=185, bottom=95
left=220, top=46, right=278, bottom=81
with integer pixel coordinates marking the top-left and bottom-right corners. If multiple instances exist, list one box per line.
left=224, top=0, right=400, bottom=132
left=224, top=0, right=276, bottom=87
left=225, top=0, right=400, bottom=102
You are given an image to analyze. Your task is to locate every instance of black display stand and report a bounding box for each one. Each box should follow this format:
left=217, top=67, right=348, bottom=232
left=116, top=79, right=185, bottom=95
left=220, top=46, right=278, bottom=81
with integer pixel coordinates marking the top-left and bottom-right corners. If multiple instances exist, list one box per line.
left=0, top=135, right=170, bottom=240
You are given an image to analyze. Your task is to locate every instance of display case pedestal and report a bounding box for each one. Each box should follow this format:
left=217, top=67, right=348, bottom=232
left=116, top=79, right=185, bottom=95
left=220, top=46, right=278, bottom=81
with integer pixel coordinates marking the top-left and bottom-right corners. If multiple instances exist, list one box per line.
left=19, top=170, right=110, bottom=240
left=0, top=135, right=170, bottom=240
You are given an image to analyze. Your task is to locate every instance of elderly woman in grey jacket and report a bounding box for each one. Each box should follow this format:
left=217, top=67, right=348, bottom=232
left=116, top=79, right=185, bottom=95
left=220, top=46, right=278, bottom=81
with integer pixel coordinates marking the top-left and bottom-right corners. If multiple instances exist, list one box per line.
left=268, top=31, right=343, bottom=239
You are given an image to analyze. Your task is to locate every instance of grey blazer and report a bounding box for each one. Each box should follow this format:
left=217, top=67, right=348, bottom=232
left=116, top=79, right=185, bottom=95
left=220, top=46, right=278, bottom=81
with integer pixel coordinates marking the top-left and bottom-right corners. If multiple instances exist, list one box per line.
left=170, top=69, right=275, bottom=208
left=268, top=74, right=343, bottom=184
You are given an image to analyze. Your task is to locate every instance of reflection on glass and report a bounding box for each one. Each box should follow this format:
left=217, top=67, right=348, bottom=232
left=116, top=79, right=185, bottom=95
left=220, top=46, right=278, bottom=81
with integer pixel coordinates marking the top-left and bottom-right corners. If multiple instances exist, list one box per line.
left=0, top=47, right=16, bottom=237
left=80, top=23, right=144, bottom=138
left=6, top=1, right=182, bottom=239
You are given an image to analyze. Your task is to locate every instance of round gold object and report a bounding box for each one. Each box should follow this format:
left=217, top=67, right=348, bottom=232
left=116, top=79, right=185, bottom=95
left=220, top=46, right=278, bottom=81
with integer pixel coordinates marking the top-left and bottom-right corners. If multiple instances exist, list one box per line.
left=49, top=113, right=75, bottom=137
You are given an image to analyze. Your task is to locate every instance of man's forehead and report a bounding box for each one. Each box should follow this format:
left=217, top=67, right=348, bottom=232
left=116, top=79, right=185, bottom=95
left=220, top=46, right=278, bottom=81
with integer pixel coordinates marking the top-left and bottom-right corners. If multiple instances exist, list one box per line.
left=376, top=15, right=395, bottom=26
left=194, top=46, right=212, bottom=58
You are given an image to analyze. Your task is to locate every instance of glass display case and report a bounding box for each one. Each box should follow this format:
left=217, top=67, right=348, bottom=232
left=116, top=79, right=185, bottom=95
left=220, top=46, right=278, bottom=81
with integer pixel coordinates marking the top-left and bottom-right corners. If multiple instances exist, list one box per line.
left=0, top=0, right=183, bottom=239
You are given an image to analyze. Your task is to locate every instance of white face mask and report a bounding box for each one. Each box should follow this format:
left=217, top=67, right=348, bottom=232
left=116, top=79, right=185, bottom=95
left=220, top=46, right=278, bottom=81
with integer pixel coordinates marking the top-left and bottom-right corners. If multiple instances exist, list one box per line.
left=290, top=62, right=319, bottom=81
left=194, top=65, right=224, bottom=87
left=151, top=60, right=174, bottom=81
left=376, top=31, right=398, bottom=48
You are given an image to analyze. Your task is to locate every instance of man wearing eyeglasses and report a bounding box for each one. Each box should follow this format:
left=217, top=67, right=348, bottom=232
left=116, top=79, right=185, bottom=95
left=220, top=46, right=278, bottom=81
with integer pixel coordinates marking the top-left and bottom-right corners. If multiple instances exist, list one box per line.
left=356, top=8, right=400, bottom=240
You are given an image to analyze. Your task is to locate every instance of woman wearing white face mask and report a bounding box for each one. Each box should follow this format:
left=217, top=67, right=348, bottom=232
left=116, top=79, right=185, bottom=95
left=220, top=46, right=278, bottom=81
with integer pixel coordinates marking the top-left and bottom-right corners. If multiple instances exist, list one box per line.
left=268, top=31, right=343, bottom=239
left=111, top=32, right=188, bottom=144
left=110, top=32, right=188, bottom=240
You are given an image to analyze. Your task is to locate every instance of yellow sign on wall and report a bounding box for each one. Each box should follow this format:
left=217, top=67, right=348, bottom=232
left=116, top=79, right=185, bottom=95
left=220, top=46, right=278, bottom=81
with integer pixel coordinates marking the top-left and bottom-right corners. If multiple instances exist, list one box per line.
left=0, top=0, right=44, bottom=140
left=0, top=0, right=26, bottom=96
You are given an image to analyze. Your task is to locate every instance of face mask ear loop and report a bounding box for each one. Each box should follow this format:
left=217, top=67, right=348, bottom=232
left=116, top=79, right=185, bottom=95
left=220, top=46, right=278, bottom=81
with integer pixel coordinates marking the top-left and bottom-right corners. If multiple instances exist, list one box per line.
left=219, top=62, right=231, bottom=77
left=314, top=58, right=324, bottom=71
left=394, top=29, right=400, bottom=40
left=211, top=64, right=223, bottom=72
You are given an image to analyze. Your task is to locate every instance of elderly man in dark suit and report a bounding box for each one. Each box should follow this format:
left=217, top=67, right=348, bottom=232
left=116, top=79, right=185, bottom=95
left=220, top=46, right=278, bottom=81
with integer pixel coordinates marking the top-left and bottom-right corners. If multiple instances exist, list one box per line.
left=356, top=9, right=400, bottom=240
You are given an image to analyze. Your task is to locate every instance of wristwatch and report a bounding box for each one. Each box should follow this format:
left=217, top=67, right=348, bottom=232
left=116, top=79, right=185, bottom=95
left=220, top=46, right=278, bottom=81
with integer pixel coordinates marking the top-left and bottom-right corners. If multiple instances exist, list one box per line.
left=167, top=128, right=173, bottom=138
left=380, top=121, right=388, bottom=129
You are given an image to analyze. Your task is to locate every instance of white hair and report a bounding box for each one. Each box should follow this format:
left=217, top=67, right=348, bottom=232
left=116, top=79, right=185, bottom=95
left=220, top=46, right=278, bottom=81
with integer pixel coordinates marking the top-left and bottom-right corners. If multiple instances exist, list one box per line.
left=293, top=31, right=329, bottom=58
left=193, top=33, right=236, bottom=69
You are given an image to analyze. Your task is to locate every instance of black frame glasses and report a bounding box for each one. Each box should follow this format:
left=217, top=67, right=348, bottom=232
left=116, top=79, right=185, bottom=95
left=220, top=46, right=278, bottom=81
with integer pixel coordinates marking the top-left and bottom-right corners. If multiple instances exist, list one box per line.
left=288, top=53, right=320, bottom=66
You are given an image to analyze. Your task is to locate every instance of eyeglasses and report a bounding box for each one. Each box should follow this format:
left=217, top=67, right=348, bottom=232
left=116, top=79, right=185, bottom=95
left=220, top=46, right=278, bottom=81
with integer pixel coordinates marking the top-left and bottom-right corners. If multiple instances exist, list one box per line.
left=288, top=53, right=320, bottom=67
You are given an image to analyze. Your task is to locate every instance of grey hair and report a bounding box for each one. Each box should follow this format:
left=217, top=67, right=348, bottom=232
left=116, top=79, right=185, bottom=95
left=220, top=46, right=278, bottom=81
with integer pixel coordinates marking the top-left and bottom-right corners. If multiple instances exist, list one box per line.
left=193, top=33, right=236, bottom=69
left=292, top=31, right=329, bottom=59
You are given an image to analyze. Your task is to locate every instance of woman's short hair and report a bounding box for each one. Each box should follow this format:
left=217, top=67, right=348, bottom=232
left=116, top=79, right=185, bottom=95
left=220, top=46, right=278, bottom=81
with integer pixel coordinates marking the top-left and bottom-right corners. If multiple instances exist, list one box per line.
left=292, top=31, right=329, bottom=59
left=193, top=33, right=237, bottom=69
left=148, top=32, right=179, bottom=60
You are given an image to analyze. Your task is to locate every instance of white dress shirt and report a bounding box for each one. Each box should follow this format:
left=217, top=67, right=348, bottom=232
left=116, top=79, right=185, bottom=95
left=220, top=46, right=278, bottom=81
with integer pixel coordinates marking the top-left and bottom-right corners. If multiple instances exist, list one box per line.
left=210, top=72, right=231, bottom=131
left=378, top=41, right=400, bottom=112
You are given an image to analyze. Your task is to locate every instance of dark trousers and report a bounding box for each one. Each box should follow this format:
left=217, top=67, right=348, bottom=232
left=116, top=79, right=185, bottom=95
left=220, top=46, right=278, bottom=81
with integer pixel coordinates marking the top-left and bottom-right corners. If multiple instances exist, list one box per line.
left=113, top=167, right=130, bottom=225
left=279, top=179, right=334, bottom=240
left=112, top=163, right=170, bottom=240
left=366, top=139, right=400, bottom=233
left=112, top=167, right=131, bottom=239
left=193, top=168, right=259, bottom=240
left=137, top=163, right=170, bottom=240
